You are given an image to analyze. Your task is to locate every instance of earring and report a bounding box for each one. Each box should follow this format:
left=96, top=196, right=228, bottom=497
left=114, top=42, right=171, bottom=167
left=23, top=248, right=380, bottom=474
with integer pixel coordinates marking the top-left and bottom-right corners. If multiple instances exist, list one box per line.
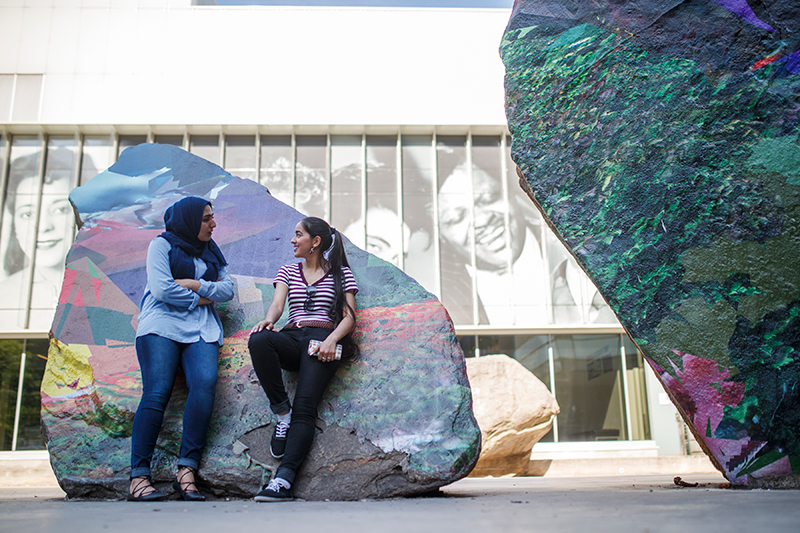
left=310, top=247, right=315, bottom=253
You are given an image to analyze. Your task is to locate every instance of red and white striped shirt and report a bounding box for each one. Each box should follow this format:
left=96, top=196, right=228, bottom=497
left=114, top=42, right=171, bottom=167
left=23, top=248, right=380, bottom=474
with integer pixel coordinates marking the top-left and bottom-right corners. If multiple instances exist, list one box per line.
left=274, top=263, right=358, bottom=324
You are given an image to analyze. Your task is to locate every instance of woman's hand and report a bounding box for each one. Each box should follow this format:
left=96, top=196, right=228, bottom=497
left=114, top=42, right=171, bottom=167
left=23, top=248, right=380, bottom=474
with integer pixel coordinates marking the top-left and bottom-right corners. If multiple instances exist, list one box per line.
left=175, top=279, right=201, bottom=292
left=251, top=319, right=275, bottom=334
left=311, top=337, right=339, bottom=363
left=198, top=296, right=213, bottom=306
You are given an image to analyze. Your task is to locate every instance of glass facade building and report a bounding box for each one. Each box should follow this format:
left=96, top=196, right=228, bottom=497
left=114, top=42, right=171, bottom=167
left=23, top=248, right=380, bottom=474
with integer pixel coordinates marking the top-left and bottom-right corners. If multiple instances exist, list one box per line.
left=0, top=128, right=650, bottom=451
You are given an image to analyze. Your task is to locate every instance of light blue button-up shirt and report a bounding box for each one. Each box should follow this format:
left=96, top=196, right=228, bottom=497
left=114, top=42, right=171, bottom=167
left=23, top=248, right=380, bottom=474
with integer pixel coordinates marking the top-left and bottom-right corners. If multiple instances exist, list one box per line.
left=136, top=237, right=234, bottom=345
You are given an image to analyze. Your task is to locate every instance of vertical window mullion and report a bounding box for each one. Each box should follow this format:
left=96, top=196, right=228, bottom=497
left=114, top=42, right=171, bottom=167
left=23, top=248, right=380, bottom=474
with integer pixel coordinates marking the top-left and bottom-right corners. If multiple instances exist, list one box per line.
left=431, top=132, right=441, bottom=299
left=466, top=130, right=478, bottom=325
left=21, top=133, right=47, bottom=330
left=290, top=130, right=297, bottom=209
left=396, top=132, right=404, bottom=271
left=548, top=339, right=558, bottom=442
left=361, top=133, right=367, bottom=242
left=326, top=132, right=331, bottom=221
left=11, top=340, right=27, bottom=451
left=499, top=133, right=514, bottom=323
left=620, top=336, right=633, bottom=440
left=0, top=130, right=11, bottom=225
left=255, top=132, right=262, bottom=184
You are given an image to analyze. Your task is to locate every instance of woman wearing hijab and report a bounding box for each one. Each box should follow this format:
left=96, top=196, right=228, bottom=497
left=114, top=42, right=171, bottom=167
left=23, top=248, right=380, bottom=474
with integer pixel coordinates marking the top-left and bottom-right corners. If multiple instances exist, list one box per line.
left=128, top=196, right=233, bottom=502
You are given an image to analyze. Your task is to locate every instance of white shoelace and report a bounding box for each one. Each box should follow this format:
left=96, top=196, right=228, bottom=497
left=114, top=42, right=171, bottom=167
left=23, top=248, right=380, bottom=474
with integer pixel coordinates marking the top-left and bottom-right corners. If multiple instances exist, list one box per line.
left=274, top=419, right=290, bottom=439
left=266, top=477, right=290, bottom=491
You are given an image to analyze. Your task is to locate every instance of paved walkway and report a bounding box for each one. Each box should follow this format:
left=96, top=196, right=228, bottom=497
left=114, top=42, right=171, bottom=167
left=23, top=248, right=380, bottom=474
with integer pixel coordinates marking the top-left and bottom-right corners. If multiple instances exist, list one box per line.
left=2, top=474, right=798, bottom=533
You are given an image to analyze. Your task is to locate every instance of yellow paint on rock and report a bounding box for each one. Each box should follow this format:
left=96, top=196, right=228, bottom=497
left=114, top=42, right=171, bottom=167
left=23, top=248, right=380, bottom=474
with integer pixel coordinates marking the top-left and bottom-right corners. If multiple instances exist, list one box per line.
left=41, top=339, right=95, bottom=398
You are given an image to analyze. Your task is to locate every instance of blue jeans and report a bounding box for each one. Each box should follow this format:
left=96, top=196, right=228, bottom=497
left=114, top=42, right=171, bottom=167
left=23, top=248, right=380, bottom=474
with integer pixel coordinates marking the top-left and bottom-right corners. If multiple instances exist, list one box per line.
left=248, top=326, right=340, bottom=485
left=130, top=334, right=220, bottom=479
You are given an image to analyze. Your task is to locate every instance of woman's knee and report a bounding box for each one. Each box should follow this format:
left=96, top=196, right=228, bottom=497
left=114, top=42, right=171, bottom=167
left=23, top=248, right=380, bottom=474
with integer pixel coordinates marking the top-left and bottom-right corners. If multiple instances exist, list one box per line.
left=248, top=330, right=281, bottom=360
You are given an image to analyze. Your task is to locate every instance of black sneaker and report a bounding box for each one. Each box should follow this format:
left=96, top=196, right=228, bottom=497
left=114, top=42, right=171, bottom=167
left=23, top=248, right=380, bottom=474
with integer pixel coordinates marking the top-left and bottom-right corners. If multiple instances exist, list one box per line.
left=254, top=478, right=293, bottom=502
left=270, top=418, right=290, bottom=458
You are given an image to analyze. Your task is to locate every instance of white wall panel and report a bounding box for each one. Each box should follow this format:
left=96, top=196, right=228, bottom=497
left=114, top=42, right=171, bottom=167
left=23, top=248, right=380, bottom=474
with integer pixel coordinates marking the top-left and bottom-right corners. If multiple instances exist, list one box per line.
left=0, top=8, right=24, bottom=73
left=75, top=8, right=110, bottom=73
left=4, top=4, right=510, bottom=126
left=46, top=9, right=81, bottom=74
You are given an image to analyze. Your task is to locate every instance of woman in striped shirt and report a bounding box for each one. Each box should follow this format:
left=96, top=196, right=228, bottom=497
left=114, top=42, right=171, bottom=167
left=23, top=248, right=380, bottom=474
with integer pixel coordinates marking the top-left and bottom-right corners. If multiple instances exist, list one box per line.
left=248, top=216, right=358, bottom=502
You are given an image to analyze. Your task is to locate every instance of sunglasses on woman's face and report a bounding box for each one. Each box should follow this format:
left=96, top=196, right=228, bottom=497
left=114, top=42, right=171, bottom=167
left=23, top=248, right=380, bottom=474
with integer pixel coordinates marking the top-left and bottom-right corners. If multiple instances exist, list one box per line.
left=304, top=285, right=317, bottom=312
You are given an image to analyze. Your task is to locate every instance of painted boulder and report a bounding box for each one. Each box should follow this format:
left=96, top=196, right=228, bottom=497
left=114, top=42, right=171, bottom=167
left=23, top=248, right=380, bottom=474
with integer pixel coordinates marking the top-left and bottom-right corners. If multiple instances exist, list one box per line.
left=503, top=0, right=800, bottom=487
left=41, top=143, right=481, bottom=500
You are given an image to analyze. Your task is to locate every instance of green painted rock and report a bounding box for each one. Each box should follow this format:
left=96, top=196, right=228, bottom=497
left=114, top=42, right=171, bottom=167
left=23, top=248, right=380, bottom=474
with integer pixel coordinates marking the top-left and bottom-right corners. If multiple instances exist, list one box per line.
left=42, top=144, right=480, bottom=500
left=503, top=1, right=800, bottom=487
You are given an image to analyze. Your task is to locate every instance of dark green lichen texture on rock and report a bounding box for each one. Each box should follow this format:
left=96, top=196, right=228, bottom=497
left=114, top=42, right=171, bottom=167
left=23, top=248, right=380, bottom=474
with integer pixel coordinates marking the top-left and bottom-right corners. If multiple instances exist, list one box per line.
left=503, top=0, right=800, bottom=487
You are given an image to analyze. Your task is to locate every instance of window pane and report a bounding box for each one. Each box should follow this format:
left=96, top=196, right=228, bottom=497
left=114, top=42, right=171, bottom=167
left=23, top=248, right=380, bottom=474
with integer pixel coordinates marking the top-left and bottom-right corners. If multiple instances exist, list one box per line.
left=260, top=135, right=293, bottom=205
left=401, top=135, right=436, bottom=295
left=471, top=136, right=511, bottom=324
left=189, top=135, right=220, bottom=165
left=505, top=137, right=548, bottom=325
left=81, top=136, right=113, bottom=185
left=624, top=335, right=651, bottom=440
left=546, top=223, right=617, bottom=325
left=0, top=339, right=23, bottom=450
left=363, top=136, right=403, bottom=267
left=295, top=135, right=328, bottom=219
left=552, top=334, right=626, bottom=441
left=28, top=138, right=76, bottom=330
left=457, top=334, right=476, bottom=358
left=15, top=339, right=48, bottom=450
left=224, top=135, right=256, bottom=182
left=437, top=135, right=475, bottom=325
left=118, top=135, right=147, bottom=159
left=154, top=135, right=184, bottom=147
left=546, top=228, right=584, bottom=324
left=330, top=135, right=362, bottom=238
left=0, top=137, right=42, bottom=329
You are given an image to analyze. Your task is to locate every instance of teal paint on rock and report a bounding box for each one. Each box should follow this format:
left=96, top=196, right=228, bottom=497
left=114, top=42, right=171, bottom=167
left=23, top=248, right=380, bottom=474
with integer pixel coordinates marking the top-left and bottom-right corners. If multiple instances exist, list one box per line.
left=41, top=143, right=480, bottom=500
left=503, top=0, right=800, bottom=487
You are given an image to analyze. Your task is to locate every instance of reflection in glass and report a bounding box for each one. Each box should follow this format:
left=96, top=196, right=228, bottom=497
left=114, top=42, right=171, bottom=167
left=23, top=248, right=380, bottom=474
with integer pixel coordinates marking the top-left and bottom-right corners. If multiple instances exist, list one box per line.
left=14, top=339, right=47, bottom=450
left=457, top=334, right=476, bottom=358
left=437, top=135, right=476, bottom=325
left=153, top=135, right=184, bottom=147
left=189, top=135, right=220, bottom=165
left=0, top=137, right=42, bottom=329
left=260, top=135, right=293, bottom=205
left=80, top=136, right=112, bottom=185
left=330, top=135, right=362, bottom=236
left=552, top=334, right=626, bottom=441
left=342, top=136, right=407, bottom=267
left=295, top=136, right=328, bottom=219
left=0, top=339, right=23, bottom=450
left=547, top=227, right=616, bottom=325
left=623, top=336, right=651, bottom=440
left=401, top=135, right=436, bottom=294
left=503, top=138, right=547, bottom=325
left=366, top=136, right=403, bottom=267
left=26, top=138, right=76, bottom=330
left=118, top=135, right=147, bottom=158
left=224, top=135, right=256, bottom=182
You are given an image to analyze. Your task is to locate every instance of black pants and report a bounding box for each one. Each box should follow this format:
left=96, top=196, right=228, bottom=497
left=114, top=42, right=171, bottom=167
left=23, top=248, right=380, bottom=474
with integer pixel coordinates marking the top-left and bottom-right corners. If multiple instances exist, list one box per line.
left=248, top=326, right=340, bottom=484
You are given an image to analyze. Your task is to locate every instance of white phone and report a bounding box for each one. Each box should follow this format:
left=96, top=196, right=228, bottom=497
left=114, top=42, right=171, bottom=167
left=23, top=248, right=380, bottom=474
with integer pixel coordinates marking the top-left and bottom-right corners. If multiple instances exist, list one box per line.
left=308, top=339, right=342, bottom=360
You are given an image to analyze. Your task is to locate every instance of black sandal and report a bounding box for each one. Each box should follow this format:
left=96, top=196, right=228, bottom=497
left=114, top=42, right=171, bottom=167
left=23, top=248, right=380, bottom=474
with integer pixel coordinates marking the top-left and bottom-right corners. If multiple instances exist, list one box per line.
left=127, top=476, right=166, bottom=502
left=173, top=467, right=205, bottom=501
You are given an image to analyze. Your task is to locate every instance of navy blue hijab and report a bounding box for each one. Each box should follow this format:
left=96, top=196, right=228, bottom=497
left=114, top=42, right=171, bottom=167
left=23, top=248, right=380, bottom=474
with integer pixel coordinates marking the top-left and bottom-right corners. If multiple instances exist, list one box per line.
left=159, top=196, right=227, bottom=282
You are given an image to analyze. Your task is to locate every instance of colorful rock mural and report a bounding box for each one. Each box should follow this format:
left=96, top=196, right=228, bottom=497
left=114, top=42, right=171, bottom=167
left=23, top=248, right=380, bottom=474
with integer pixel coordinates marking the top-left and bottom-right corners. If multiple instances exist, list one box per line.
left=503, top=0, right=800, bottom=487
left=42, top=143, right=480, bottom=500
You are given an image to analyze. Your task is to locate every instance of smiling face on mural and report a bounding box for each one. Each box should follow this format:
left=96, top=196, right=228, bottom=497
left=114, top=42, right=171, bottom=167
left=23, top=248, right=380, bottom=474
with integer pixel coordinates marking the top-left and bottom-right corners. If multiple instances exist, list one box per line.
left=438, top=163, right=525, bottom=271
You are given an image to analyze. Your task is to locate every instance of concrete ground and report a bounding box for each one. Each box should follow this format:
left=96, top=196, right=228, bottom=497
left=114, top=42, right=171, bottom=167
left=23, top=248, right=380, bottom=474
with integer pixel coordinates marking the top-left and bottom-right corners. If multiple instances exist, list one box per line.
left=2, top=473, right=799, bottom=533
